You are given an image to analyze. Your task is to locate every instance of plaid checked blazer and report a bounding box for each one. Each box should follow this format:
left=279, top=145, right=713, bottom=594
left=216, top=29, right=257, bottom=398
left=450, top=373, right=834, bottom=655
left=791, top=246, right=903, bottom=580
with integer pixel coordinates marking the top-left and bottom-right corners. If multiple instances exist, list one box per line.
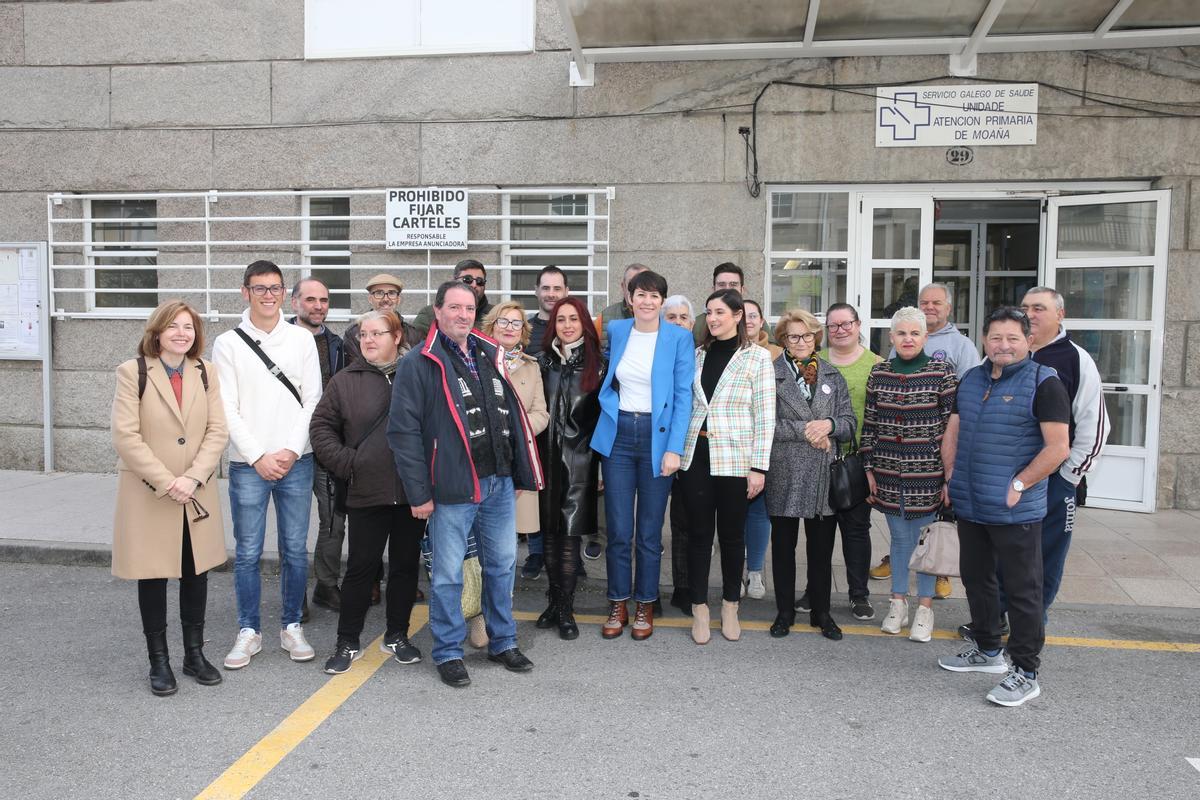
left=680, top=343, right=776, bottom=476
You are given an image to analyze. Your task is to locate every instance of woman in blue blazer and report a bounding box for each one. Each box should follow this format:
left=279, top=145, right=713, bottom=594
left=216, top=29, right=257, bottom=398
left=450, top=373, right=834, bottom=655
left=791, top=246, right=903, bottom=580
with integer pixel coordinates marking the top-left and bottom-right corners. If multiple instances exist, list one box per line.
left=591, top=270, right=695, bottom=641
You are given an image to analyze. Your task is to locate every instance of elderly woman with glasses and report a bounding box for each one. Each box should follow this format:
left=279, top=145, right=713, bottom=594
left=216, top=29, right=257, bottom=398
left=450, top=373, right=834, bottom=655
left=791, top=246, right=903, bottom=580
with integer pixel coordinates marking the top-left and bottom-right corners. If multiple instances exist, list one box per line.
left=482, top=303, right=550, bottom=612
left=310, top=310, right=426, bottom=674
left=112, top=300, right=229, bottom=696
left=861, top=306, right=957, bottom=643
left=765, top=309, right=856, bottom=640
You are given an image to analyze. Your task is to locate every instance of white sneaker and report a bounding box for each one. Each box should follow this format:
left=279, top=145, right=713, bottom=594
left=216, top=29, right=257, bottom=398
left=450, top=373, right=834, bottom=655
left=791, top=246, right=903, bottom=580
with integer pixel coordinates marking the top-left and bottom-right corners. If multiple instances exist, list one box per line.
left=880, top=598, right=909, bottom=635
left=746, top=571, right=766, bottom=600
left=223, top=627, right=262, bottom=670
left=909, top=605, right=935, bottom=643
left=280, top=623, right=315, bottom=662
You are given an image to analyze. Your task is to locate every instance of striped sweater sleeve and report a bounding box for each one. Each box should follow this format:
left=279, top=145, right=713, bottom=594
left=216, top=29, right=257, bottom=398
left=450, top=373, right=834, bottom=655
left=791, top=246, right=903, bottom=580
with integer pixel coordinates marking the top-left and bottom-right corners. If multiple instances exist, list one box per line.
left=1062, top=341, right=1110, bottom=483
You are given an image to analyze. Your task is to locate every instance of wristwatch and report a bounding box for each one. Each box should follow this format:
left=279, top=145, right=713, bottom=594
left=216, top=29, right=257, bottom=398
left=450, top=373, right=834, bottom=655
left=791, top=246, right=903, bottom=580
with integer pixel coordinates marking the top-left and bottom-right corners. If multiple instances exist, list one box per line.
left=1011, top=479, right=1025, bottom=493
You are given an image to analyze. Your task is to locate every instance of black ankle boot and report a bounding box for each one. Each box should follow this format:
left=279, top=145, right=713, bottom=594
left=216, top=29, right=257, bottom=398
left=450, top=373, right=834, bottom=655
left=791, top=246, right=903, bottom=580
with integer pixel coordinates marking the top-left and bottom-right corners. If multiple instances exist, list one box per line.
left=557, top=592, right=579, bottom=641
left=536, top=587, right=560, bottom=629
left=181, top=624, right=223, bottom=686
left=145, top=629, right=178, bottom=696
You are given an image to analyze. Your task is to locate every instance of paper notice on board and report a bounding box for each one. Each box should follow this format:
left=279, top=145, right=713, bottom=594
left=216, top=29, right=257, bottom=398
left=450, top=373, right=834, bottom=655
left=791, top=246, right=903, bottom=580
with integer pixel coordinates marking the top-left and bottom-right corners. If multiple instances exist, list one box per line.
left=18, top=249, right=37, bottom=280
left=0, top=251, right=17, bottom=283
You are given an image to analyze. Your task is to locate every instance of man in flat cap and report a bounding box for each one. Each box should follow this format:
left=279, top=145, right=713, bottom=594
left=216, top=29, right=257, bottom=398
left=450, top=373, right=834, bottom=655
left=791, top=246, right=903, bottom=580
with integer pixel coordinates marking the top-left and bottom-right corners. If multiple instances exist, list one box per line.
left=344, top=273, right=421, bottom=365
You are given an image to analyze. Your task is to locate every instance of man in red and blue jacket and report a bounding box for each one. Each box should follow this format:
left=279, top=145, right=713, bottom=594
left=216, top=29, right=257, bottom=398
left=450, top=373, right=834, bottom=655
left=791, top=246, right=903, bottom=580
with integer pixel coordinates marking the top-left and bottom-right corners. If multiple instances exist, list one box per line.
left=387, top=280, right=544, bottom=688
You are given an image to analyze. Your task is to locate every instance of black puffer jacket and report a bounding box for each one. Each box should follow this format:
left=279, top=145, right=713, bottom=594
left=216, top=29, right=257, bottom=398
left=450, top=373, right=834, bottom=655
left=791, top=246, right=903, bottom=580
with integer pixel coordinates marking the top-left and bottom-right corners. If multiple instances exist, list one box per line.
left=309, top=360, right=408, bottom=509
left=538, top=343, right=605, bottom=541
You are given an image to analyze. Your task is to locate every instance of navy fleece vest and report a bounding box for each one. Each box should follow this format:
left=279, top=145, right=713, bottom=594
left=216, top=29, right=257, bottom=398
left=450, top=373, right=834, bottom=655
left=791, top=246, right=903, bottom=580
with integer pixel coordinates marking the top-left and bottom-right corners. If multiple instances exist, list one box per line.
left=949, top=357, right=1057, bottom=525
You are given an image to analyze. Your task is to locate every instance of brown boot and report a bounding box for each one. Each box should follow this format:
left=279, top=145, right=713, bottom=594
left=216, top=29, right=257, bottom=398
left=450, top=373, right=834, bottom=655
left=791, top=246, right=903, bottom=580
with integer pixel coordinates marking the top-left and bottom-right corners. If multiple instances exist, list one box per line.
left=630, top=601, right=654, bottom=641
left=721, top=599, right=741, bottom=641
left=691, top=604, right=711, bottom=645
left=601, top=600, right=628, bottom=639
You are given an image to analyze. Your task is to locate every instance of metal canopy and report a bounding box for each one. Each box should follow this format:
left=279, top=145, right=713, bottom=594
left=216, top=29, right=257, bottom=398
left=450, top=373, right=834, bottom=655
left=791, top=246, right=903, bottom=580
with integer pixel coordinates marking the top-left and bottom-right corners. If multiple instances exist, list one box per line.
left=555, top=0, right=1200, bottom=84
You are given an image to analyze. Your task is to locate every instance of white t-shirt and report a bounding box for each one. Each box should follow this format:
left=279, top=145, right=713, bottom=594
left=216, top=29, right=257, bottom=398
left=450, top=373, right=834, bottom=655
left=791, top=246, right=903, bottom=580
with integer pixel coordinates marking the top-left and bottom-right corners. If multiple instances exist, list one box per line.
left=616, top=328, right=658, bottom=413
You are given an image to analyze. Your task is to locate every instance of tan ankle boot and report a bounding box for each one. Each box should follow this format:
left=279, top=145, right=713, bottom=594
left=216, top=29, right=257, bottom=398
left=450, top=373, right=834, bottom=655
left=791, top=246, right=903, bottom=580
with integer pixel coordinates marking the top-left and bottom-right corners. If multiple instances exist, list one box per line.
left=691, top=604, right=711, bottom=645
left=721, top=600, right=741, bottom=641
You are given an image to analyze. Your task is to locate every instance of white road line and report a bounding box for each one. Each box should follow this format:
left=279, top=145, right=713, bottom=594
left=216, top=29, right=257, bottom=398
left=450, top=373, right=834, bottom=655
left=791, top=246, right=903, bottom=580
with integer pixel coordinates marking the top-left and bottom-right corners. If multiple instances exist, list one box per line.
left=1186, top=757, right=1200, bottom=774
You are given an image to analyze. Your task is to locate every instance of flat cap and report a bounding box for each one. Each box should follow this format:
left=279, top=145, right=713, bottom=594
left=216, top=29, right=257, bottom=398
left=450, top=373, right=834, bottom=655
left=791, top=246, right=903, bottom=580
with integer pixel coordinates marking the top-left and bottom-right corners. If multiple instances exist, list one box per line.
left=365, top=273, right=404, bottom=291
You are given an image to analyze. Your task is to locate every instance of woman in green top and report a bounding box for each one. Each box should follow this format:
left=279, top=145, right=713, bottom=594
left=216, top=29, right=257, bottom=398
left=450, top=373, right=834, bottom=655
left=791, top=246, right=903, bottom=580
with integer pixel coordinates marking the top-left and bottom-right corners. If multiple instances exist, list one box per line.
left=800, top=302, right=882, bottom=623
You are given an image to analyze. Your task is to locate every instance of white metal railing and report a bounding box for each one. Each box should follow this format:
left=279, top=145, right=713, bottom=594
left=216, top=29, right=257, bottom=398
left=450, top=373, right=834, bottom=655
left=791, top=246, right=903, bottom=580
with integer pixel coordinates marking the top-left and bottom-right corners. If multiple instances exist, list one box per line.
left=46, top=187, right=614, bottom=320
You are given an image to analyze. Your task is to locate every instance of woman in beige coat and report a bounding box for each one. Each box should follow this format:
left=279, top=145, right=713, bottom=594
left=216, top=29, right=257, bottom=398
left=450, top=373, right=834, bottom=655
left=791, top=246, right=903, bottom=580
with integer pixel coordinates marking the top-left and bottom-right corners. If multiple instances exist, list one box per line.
left=112, top=300, right=229, bottom=696
left=477, top=302, right=549, bottom=646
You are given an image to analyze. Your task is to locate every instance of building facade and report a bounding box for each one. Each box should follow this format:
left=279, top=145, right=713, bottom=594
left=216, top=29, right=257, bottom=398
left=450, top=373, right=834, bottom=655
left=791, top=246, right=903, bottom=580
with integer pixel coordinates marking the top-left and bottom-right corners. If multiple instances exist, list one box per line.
left=0, top=1, right=1197, bottom=510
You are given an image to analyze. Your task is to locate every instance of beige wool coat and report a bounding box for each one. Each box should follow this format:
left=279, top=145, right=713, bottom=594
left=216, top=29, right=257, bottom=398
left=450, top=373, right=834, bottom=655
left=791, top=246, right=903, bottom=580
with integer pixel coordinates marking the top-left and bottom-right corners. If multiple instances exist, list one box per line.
left=507, top=352, right=550, bottom=533
left=111, top=357, right=229, bottom=579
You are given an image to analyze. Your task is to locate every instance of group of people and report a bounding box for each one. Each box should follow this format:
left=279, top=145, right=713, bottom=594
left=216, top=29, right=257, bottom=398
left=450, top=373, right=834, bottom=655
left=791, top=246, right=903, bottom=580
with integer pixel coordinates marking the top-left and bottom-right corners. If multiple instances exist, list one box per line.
left=111, top=255, right=1109, bottom=707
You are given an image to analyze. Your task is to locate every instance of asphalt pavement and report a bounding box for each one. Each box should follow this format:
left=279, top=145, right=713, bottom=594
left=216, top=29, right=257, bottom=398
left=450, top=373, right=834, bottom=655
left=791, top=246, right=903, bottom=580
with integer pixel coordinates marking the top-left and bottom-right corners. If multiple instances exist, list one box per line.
left=3, top=561, right=1199, bottom=800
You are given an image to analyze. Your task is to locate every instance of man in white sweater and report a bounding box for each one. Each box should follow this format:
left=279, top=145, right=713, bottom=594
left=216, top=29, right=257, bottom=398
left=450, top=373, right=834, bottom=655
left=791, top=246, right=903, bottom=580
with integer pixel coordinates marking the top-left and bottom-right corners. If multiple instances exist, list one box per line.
left=213, top=261, right=322, bottom=669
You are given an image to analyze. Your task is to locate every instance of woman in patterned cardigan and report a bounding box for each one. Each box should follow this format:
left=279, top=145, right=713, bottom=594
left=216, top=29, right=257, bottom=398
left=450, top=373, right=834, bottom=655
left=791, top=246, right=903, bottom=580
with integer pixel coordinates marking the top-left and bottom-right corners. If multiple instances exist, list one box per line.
left=861, top=307, right=957, bottom=644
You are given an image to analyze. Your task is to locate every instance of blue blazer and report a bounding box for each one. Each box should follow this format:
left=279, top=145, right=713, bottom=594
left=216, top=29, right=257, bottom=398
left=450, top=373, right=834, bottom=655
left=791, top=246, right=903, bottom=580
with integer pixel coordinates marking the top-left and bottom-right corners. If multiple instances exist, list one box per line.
left=590, top=318, right=695, bottom=476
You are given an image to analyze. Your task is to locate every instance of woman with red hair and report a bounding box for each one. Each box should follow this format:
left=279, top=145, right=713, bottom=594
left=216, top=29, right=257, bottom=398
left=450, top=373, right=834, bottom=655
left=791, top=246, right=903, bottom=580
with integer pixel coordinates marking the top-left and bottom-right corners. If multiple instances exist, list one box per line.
left=535, top=297, right=606, bottom=639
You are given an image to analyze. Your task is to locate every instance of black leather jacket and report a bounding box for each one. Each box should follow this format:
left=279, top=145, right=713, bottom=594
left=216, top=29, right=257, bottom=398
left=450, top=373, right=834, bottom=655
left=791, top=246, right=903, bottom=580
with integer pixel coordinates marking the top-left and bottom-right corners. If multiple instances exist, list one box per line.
left=538, top=344, right=605, bottom=541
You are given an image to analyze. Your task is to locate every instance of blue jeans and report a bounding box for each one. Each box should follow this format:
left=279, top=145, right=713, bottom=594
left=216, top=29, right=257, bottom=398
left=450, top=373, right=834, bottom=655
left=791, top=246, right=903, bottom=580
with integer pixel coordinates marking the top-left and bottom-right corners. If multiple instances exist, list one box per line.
left=744, top=493, right=770, bottom=572
left=228, top=453, right=314, bottom=632
left=427, top=475, right=518, bottom=664
left=1040, top=472, right=1077, bottom=612
left=601, top=411, right=674, bottom=603
left=527, top=532, right=543, bottom=556
left=885, top=508, right=937, bottom=599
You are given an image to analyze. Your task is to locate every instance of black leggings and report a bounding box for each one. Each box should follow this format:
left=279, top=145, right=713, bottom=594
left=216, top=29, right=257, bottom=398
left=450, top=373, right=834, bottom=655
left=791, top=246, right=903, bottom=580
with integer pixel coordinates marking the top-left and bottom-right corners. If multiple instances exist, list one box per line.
left=683, top=438, right=749, bottom=605
left=338, top=505, right=425, bottom=646
left=669, top=478, right=689, bottom=594
left=137, top=518, right=208, bottom=634
left=771, top=515, right=838, bottom=619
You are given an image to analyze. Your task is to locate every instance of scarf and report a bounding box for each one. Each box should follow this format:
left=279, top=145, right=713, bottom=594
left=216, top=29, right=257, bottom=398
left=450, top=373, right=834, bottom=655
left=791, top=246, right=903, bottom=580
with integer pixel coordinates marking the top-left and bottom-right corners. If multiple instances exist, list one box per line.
left=503, top=345, right=525, bottom=374
left=786, top=351, right=819, bottom=402
left=551, top=337, right=585, bottom=365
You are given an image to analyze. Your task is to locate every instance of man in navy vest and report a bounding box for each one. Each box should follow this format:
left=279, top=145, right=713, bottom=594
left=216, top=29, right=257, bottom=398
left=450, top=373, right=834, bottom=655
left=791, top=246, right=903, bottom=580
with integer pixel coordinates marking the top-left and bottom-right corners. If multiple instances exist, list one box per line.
left=937, top=307, right=1070, bottom=707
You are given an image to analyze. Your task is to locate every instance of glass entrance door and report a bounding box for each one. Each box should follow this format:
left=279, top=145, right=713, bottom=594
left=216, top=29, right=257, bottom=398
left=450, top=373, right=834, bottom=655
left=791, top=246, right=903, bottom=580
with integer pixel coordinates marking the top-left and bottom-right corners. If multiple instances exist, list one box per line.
left=1046, top=190, right=1171, bottom=512
left=856, top=195, right=933, bottom=354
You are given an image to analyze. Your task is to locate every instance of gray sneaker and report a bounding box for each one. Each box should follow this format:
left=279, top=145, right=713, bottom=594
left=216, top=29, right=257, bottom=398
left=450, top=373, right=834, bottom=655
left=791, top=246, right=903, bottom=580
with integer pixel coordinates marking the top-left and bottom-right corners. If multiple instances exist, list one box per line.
left=986, top=668, right=1041, bottom=707
left=938, top=646, right=1009, bottom=674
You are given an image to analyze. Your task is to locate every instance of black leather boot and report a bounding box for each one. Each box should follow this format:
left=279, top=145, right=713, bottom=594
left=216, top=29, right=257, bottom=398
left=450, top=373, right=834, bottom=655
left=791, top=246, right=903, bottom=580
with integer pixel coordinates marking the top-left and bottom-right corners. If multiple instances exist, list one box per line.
left=536, top=587, right=560, bottom=629
left=145, top=629, right=178, bottom=696
left=557, top=591, right=579, bottom=641
left=181, top=624, right=223, bottom=686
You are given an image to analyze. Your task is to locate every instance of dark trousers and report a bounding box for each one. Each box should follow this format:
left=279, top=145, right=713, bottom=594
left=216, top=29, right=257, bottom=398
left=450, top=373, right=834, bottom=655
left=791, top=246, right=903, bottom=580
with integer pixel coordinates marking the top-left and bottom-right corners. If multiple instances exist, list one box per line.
left=312, top=460, right=348, bottom=588
left=337, top=505, right=424, bottom=646
left=137, top=518, right=208, bottom=633
left=669, top=478, right=689, bottom=595
left=683, top=438, right=748, bottom=605
left=959, top=518, right=1045, bottom=674
left=772, top=515, right=838, bottom=619
left=836, top=500, right=873, bottom=601
left=1040, top=472, right=1077, bottom=611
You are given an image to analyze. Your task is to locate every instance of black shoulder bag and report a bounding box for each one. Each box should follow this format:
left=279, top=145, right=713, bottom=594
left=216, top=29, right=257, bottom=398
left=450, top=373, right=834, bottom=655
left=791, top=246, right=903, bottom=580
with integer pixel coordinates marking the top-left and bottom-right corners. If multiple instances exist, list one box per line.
left=331, top=408, right=389, bottom=514
left=234, top=328, right=302, bottom=405
left=829, top=431, right=870, bottom=512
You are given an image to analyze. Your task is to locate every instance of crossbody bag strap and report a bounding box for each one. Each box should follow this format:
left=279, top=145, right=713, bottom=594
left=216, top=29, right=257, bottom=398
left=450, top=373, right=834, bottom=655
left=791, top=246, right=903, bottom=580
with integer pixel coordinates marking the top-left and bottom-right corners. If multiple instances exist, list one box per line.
left=349, top=408, right=389, bottom=450
left=234, top=327, right=302, bottom=405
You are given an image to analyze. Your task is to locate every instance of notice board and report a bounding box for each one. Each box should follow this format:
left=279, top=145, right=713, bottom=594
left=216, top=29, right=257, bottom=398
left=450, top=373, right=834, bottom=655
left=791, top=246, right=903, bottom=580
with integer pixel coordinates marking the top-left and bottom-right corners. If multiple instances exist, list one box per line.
left=0, top=243, right=47, bottom=361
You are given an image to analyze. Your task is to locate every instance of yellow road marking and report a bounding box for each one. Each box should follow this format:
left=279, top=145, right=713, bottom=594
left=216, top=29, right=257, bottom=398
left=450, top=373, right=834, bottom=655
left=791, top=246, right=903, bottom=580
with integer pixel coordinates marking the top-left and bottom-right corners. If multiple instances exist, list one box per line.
left=195, top=605, right=429, bottom=800
left=197, top=601, right=1196, bottom=797
left=514, top=610, right=1200, bottom=653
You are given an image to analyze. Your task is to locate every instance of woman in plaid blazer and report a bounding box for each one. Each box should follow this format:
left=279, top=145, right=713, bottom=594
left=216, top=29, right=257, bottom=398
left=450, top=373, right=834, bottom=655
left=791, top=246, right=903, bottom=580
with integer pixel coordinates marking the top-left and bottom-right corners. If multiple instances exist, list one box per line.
left=680, top=289, right=776, bottom=644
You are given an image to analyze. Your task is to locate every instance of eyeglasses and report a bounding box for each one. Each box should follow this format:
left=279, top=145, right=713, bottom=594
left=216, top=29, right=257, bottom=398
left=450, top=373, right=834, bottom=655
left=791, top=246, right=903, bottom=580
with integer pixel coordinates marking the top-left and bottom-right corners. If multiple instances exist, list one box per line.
left=369, top=289, right=400, bottom=300
left=782, top=332, right=817, bottom=344
left=714, top=282, right=742, bottom=291
left=189, top=498, right=210, bottom=524
left=246, top=284, right=285, bottom=296
left=493, top=318, right=523, bottom=330
left=359, top=329, right=394, bottom=340
left=460, top=275, right=487, bottom=287
left=825, top=320, right=858, bottom=332
left=745, top=312, right=762, bottom=321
